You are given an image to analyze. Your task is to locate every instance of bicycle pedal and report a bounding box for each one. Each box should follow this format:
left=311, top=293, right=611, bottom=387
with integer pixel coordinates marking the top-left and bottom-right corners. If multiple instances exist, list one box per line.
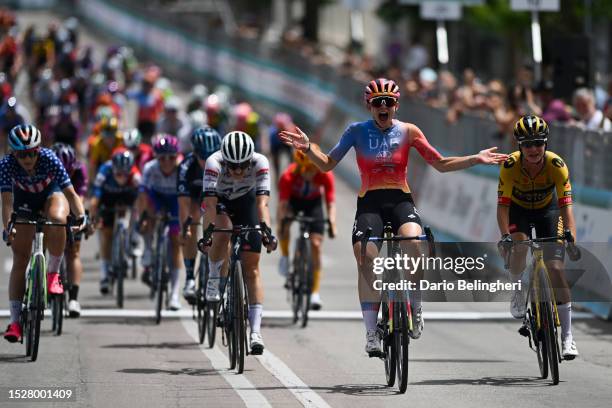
left=368, top=350, right=385, bottom=358
left=518, top=325, right=530, bottom=338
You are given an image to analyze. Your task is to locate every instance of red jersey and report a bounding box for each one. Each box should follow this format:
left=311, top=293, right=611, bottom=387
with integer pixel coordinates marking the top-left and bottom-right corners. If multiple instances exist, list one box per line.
left=278, top=163, right=335, bottom=204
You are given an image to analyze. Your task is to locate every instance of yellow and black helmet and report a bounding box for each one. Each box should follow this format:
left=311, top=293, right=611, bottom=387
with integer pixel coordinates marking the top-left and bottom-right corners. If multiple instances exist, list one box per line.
left=513, top=115, right=549, bottom=142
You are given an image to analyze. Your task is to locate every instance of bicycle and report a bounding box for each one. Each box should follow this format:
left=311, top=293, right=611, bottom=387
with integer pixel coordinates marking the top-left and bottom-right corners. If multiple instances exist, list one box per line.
left=281, top=214, right=333, bottom=328
left=183, top=216, right=216, bottom=347
left=6, top=213, right=73, bottom=361
left=503, top=225, right=580, bottom=386
left=142, top=211, right=177, bottom=324
left=109, top=206, right=132, bottom=309
left=360, top=222, right=435, bottom=394
left=199, top=222, right=274, bottom=373
left=50, top=257, right=67, bottom=336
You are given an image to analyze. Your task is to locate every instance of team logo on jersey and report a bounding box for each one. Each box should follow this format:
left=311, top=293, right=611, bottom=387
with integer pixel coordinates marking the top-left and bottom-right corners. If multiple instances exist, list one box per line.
left=503, top=157, right=516, bottom=168
left=552, top=158, right=565, bottom=168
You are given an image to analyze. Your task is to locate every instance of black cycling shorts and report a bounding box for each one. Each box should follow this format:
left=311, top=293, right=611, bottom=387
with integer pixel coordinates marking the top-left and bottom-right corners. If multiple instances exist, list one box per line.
left=288, top=197, right=325, bottom=235
left=216, top=190, right=262, bottom=253
left=509, top=203, right=565, bottom=261
left=351, top=190, right=422, bottom=249
left=99, top=193, right=137, bottom=228
left=13, top=184, right=61, bottom=220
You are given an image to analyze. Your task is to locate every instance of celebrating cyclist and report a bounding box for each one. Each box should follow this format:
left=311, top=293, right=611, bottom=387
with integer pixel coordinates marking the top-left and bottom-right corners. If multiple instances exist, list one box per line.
left=2, top=125, right=86, bottom=343
left=280, top=78, right=507, bottom=357
left=497, top=115, right=578, bottom=360
left=89, top=149, right=140, bottom=295
left=277, top=146, right=337, bottom=310
left=178, top=126, right=221, bottom=304
left=136, top=134, right=183, bottom=311
left=202, top=131, right=276, bottom=355
left=51, top=143, right=88, bottom=317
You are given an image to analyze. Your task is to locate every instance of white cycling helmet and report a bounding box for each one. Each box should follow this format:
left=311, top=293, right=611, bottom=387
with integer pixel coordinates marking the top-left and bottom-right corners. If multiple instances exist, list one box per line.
left=9, top=124, right=42, bottom=151
left=221, top=131, right=254, bottom=164
left=122, top=128, right=142, bottom=148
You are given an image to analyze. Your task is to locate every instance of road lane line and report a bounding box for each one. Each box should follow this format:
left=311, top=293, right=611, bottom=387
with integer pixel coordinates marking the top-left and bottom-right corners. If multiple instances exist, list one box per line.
left=256, top=352, right=332, bottom=408
left=0, top=309, right=596, bottom=320
left=181, top=318, right=272, bottom=408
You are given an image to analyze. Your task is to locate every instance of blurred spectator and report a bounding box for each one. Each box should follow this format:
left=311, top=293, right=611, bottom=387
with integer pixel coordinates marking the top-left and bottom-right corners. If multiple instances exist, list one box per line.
left=403, top=35, right=428, bottom=77
left=187, top=84, right=207, bottom=113
left=52, top=105, right=80, bottom=147
left=127, top=67, right=164, bottom=142
left=534, top=80, right=571, bottom=124
left=269, top=112, right=295, bottom=179
left=572, top=87, right=611, bottom=131
left=604, top=79, right=612, bottom=122
left=157, top=95, right=190, bottom=139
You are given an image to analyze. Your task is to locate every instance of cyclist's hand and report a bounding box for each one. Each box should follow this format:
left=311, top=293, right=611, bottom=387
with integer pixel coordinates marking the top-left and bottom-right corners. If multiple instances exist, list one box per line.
left=475, top=147, right=508, bottom=165
left=497, top=233, right=513, bottom=258
left=198, top=236, right=212, bottom=253
left=73, top=214, right=88, bottom=233
left=329, top=221, right=338, bottom=239
left=264, top=235, right=278, bottom=253
left=279, top=126, right=310, bottom=151
left=3, top=228, right=16, bottom=245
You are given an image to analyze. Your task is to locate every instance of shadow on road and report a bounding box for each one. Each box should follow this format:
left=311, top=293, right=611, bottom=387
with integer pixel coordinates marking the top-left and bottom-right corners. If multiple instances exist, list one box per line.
left=411, top=376, right=559, bottom=387
left=310, top=383, right=399, bottom=396
left=0, top=353, right=27, bottom=363
left=80, top=317, right=158, bottom=326
left=118, top=367, right=218, bottom=376
left=410, top=358, right=510, bottom=363
left=103, top=341, right=199, bottom=350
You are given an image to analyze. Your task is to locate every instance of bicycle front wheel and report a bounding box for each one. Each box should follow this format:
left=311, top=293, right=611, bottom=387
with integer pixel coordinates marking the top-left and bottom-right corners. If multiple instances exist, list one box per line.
left=298, top=238, right=313, bottom=328
left=528, top=305, right=548, bottom=379
left=233, top=261, right=247, bottom=374
left=394, top=301, right=410, bottom=393
left=382, top=302, right=396, bottom=387
left=30, top=255, right=46, bottom=361
left=196, top=256, right=207, bottom=344
left=542, top=300, right=560, bottom=385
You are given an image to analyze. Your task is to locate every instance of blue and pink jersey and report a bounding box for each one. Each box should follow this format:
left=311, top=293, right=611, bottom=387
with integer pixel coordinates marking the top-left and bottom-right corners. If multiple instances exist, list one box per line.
left=328, top=120, right=442, bottom=197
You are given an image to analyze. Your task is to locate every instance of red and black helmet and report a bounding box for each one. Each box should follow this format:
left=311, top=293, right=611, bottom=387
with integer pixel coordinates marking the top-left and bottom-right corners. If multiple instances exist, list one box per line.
left=364, top=78, right=400, bottom=102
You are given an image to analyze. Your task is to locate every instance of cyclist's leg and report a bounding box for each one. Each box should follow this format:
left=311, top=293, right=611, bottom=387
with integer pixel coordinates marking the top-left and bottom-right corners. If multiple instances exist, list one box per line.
left=206, top=208, right=232, bottom=300
left=306, top=199, right=326, bottom=304
left=277, top=199, right=293, bottom=277
left=65, top=237, right=83, bottom=311
left=140, top=193, right=158, bottom=281
left=98, top=208, right=114, bottom=292
left=181, top=200, right=201, bottom=300
left=5, top=224, right=34, bottom=340
left=43, top=192, right=69, bottom=295
left=167, top=199, right=183, bottom=308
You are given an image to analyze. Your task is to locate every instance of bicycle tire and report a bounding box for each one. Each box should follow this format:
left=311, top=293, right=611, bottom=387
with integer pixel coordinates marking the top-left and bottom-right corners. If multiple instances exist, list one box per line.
left=234, top=261, right=247, bottom=374
left=118, top=226, right=128, bottom=309
left=204, top=259, right=218, bottom=348
left=131, top=255, right=137, bottom=280
left=528, top=306, right=548, bottom=379
left=196, top=257, right=207, bottom=344
left=291, top=241, right=302, bottom=325
left=542, top=300, right=560, bottom=385
left=226, top=267, right=237, bottom=369
left=51, top=295, right=64, bottom=336
left=30, top=255, right=45, bottom=361
left=299, top=238, right=313, bottom=328
left=154, top=234, right=167, bottom=325
left=395, top=301, right=410, bottom=393
left=382, top=302, right=396, bottom=387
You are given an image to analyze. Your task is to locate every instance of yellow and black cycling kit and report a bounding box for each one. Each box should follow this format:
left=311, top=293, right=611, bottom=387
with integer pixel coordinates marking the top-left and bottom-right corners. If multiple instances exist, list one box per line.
left=498, top=151, right=572, bottom=210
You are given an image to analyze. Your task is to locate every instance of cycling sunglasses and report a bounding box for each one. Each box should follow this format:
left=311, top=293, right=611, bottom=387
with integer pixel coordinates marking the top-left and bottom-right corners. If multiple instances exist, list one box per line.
left=227, top=161, right=251, bottom=171
left=158, top=154, right=177, bottom=162
left=15, top=149, right=39, bottom=159
left=520, top=139, right=546, bottom=148
left=370, top=96, right=398, bottom=108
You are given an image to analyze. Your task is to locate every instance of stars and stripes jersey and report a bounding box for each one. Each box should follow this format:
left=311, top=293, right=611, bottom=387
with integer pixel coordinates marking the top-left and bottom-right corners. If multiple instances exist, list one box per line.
left=203, top=151, right=270, bottom=201
left=328, top=120, right=442, bottom=197
left=93, top=161, right=141, bottom=199
left=498, top=151, right=572, bottom=210
left=0, top=148, right=72, bottom=193
left=278, top=163, right=335, bottom=204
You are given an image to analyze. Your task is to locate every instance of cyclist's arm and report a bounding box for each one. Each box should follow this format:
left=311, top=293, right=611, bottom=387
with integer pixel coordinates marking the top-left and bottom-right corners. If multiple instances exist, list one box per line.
left=62, top=185, right=85, bottom=218
left=1, top=191, right=12, bottom=231
left=202, top=196, right=217, bottom=229
left=89, top=196, right=100, bottom=220
left=551, top=155, right=576, bottom=238
left=497, top=205, right=511, bottom=236
left=178, top=196, right=191, bottom=229
left=560, top=206, right=576, bottom=241
left=256, top=195, right=271, bottom=227
left=306, top=143, right=338, bottom=173
left=496, top=161, right=514, bottom=236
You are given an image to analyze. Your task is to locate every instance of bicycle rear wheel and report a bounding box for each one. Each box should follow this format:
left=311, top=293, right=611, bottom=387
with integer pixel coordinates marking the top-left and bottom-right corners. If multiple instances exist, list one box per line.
left=154, top=235, right=168, bottom=325
left=527, top=305, right=548, bottom=379
left=298, top=238, right=313, bottom=328
left=382, top=302, right=396, bottom=387
left=116, top=228, right=126, bottom=309
left=196, top=257, right=207, bottom=344
left=225, top=269, right=237, bottom=369
left=51, top=295, right=63, bottom=336
left=30, top=255, right=45, bottom=361
left=394, top=301, right=410, bottom=393
left=233, top=262, right=247, bottom=374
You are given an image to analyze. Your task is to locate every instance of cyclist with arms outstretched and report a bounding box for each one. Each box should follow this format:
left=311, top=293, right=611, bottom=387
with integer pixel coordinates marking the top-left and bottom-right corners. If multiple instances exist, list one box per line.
left=280, top=78, right=507, bottom=356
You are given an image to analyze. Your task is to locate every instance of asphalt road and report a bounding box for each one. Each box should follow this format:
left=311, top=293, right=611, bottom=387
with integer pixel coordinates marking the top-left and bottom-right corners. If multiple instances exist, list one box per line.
left=0, top=10, right=611, bottom=408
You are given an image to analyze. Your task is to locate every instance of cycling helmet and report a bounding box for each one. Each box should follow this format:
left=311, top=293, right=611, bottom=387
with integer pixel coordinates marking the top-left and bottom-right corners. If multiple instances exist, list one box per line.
left=51, top=143, right=77, bottom=174
left=221, top=131, right=254, bottom=164
left=100, top=116, right=119, bottom=132
left=364, top=78, right=400, bottom=102
left=293, top=144, right=318, bottom=173
left=153, top=134, right=179, bottom=155
left=191, top=126, right=221, bottom=160
left=513, top=115, right=549, bottom=143
left=122, top=128, right=142, bottom=149
left=111, top=149, right=134, bottom=173
left=9, top=124, right=41, bottom=151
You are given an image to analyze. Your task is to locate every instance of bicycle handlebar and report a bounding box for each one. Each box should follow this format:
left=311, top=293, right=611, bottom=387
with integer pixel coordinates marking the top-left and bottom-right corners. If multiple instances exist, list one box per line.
left=199, top=222, right=276, bottom=254
left=502, top=228, right=581, bottom=268
left=359, top=226, right=435, bottom=265
left=6, top=212, right=75, bottom=247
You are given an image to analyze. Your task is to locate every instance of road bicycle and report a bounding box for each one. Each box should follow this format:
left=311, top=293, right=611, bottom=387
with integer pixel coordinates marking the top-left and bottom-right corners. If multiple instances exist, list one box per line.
left=504, top=225, right=580, bottom=385
left=281, top=214, right=333, bottom=328
left=199, top=222, right=274, bottom=373
left=360, top=222, right=435, bottom=393
left=6, top=213, right=73, bottom=361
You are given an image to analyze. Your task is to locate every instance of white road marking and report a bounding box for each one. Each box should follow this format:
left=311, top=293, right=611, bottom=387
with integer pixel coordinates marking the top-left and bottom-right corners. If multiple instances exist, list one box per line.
left=0, top=309, right=596, bottom=320
left=181, top=318, right=272, bottom=408
left=256, top=352, right=332, bottom=408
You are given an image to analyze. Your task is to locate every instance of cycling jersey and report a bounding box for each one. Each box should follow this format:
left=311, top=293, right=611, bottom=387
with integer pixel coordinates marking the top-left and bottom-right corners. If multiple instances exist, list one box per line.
left=133, top=143, right=154, bottom=171
left=203, top=151, right=270, bottom=200
left=328, top=120, right=442, bottom=197
left=177, top=152, right=203, bottom=200
left=93, top=162, right=140, bottom=199
left=0, top=148, right=71, bottom=193
left=498, top=151, right=572, bottom=210
left=71, top=161, right=88, bottom=197
left=89, top=134, right=123, bottom=172
left=278, top=163, right=335, bottom=204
